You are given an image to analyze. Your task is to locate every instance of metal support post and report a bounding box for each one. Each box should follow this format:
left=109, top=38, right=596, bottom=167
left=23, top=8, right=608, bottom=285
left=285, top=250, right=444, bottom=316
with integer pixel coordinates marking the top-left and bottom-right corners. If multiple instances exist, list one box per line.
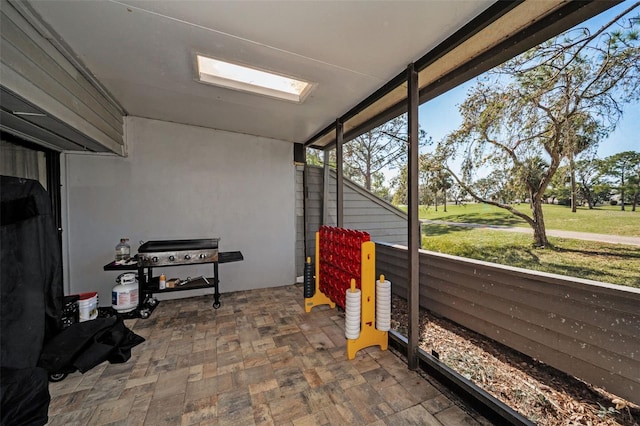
left=336, top=119, right=344, bottom=228
left=322, top=150, right=330, bottom=225
left=407, top=63, right=420, bottom=370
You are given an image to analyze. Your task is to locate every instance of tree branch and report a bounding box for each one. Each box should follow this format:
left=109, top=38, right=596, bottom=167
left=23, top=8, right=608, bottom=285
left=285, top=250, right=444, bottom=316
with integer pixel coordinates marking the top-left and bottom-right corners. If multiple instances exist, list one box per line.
left=444, top=165, right=536, bottom=227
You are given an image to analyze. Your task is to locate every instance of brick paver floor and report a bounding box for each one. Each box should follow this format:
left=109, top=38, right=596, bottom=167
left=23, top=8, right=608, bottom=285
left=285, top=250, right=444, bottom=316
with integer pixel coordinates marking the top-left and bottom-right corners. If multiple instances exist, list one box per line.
left=48, top=284, right=490, bottom=425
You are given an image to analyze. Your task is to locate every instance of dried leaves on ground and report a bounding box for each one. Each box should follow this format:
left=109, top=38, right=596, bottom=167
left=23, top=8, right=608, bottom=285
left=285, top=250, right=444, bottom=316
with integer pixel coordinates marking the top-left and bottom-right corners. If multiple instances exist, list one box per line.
left=391, top=295, right=640, bottom=425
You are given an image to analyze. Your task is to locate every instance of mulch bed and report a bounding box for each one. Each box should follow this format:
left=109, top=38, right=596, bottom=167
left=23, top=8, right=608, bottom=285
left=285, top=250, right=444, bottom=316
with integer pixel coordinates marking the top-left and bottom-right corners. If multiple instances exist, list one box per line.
left=391, top=294, right=640, bottom=425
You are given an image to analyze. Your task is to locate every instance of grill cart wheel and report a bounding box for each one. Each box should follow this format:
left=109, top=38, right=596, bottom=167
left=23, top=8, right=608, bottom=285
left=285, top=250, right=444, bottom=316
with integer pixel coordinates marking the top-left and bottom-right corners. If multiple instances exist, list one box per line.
left=48, top=373, right=67, bottom=382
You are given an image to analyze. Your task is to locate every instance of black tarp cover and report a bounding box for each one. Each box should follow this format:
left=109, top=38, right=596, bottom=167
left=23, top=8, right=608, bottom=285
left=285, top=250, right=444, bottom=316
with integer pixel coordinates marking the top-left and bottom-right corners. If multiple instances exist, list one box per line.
left=38, top=316, right=145, bottom=374
left=0, top=368, right=50, bottom=426
left=1, top=175, right=62, bottom=426
left=1, top=176, right=63, bottom=368
left=1, top=176, right=145, bottom=426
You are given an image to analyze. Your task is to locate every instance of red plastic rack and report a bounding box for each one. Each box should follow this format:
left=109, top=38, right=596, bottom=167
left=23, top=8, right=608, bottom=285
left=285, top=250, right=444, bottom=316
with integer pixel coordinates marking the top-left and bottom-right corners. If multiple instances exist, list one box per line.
left=318, top=226, right=370, bottom=309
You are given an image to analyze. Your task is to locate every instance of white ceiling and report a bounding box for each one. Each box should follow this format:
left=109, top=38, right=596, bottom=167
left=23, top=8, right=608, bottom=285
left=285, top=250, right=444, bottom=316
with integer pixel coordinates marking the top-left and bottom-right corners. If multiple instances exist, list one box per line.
left=26, top=0, right=495, bottom=144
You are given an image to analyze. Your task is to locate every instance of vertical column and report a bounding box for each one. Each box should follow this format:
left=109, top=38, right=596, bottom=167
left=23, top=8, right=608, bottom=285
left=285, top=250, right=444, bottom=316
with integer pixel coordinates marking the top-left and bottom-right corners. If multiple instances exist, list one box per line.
left=322, top=149, right=330, bottom=225
left=407, top=63, right=420, bottom=370
left=336, top=119, right=344, bottom=228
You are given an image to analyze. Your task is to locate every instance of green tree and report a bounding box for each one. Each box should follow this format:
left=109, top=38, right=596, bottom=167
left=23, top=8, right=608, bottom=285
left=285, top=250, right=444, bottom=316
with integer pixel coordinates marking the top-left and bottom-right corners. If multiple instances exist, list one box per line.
left=476, top=167, right=527, bottom=205
left=566, top=134, right=599, bottom=212
left=391, top=151, right=441, bottom=207
left=421, top=155, right=445, bottom=211
left=428, top=168, right=453, bottom=212
left=448, top=182, right=468, bottom=205
left=546, top=164, right=571, bottom=205
left=631, top=158, right=640, bottom=211
left=307, top=146, right=392, bottom=200
left=344, top=115, right=429, bottom=193
left=575, top=158, right=606, bottom=208
left=306, top=148, right=325, bottom=166
left=391, top=166, right=408, bottom=205
left=343, top=116, right=405, bottom=191
left=438, top=4, right=640, bottom=247
left=600, top=151, right=640, bottom=211
left=545, top=157, right=607, bottom=208
left=370, top=171, right=392, bottom=201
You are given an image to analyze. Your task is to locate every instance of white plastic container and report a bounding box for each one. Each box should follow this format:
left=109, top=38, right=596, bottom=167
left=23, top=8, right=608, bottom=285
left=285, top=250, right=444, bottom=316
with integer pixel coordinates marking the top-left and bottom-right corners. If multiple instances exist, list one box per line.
left=344, top=288, right=361, bottom=340
left=376, top=276, right=391, bottom=331
left=112, top=273, right=139, bottom=313
left=78, top=292, right=99, bottom=322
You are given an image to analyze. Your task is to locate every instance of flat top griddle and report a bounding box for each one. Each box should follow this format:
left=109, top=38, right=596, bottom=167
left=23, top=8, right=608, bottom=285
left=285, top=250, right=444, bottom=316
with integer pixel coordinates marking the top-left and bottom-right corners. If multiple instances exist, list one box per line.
left=138, top=238, right=219, bottom=253
left=104, top=237, right=241, bottom=315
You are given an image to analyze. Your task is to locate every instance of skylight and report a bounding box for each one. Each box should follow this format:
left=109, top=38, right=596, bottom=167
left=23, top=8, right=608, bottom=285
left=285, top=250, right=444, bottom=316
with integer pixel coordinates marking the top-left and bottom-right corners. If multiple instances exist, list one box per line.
left=196, top=54, right=312, bottom=103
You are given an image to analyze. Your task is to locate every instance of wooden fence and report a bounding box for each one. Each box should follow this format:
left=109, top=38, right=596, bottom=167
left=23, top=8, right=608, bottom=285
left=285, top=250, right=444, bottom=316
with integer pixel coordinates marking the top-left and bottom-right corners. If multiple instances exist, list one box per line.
left=375, top=242, right=640, bottom=404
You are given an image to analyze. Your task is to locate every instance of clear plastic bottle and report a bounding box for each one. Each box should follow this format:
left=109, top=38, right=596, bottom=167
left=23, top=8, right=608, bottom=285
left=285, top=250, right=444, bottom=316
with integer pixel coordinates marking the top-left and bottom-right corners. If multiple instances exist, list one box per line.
left=115, top=238, right=131, bottom=261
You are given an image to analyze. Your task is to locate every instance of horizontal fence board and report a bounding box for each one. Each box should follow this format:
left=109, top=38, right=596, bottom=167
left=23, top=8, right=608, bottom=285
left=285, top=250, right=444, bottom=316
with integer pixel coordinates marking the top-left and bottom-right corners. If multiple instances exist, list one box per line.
left=425, top=281, right=638, bottom=378
left=426, top=296, right=563, bottom=364
left=424, top=265, right=639, bottom=342
left=431, top=254, right=639, bottom=314
left=405, top=246, right=639, bottom=317
left=375, top=243, right=640, bottom=404
left=429, top=276, right=638, bottom=361
left=426, top=297, right=636, bottom=398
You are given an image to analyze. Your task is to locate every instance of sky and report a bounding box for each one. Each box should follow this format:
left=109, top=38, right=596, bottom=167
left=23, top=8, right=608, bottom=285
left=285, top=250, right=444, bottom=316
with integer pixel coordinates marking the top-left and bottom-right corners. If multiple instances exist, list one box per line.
left=402, top=1, right=640, bottom=182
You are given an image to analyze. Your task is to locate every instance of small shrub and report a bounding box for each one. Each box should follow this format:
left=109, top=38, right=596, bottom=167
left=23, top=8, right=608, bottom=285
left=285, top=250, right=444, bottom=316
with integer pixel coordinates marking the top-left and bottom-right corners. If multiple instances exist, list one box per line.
left=609, top=200, right=618, bottom=206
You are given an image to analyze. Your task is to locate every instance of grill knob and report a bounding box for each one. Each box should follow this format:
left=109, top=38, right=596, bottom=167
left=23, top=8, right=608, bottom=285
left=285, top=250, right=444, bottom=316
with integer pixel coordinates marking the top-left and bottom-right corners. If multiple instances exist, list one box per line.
left=169, top=255, right=175, bottom=261
left=152, top=256, right=158, bottom=263
left=199, top=253, right=207, bottom=259
left=184, top=254, right=191, bottom=260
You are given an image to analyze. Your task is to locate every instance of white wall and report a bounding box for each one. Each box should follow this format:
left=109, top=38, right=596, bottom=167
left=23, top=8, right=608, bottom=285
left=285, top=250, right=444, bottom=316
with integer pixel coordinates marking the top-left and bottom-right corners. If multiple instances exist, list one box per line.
left=62, top=117, right=296, bottom=306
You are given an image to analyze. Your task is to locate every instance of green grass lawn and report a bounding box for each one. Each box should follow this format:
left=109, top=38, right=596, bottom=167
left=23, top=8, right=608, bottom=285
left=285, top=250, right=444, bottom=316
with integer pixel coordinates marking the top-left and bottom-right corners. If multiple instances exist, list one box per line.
left=421, top=224, right=640, bottom=288
left=396, top=202, right=640, bottom=287
left=416, top=203, right=640, bottom=237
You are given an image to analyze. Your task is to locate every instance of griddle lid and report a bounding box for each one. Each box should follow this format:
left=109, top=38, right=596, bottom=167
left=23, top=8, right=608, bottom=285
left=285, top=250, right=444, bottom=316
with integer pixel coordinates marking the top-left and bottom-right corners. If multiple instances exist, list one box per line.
left=138, top=238, right=220, bottom=253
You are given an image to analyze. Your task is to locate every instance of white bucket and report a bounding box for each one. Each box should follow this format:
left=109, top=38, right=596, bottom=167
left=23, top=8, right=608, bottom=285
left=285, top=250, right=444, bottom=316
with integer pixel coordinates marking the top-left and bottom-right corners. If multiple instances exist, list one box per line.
left=78, top=292, right=99, bottom=322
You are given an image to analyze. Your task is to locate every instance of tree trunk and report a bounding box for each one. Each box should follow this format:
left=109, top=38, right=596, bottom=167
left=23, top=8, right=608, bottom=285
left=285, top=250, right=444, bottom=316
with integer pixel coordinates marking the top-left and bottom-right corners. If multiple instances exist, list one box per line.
left=365, top=159, right=372, bottom=191
left=443, top=188, right=447, bottom=212
left=586, top=191, right=594, bottom=209
left=581, top=184, right=594, bottom=209
left=570, top=154, right=577, bottom=213
left=531, top=198, right=549, bottom=247
left=620, top=174, right=625, bottom=211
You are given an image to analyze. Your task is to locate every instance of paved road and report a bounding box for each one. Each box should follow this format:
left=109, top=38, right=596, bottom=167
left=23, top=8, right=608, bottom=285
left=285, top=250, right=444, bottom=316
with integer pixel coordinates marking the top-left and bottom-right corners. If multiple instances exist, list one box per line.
left=421, top=220, right=640, bottom=247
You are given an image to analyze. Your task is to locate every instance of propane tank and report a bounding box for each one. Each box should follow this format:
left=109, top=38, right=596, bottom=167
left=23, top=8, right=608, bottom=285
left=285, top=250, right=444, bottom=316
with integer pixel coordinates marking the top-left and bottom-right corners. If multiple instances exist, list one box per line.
left=112, top=272, right=139, bottom=313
